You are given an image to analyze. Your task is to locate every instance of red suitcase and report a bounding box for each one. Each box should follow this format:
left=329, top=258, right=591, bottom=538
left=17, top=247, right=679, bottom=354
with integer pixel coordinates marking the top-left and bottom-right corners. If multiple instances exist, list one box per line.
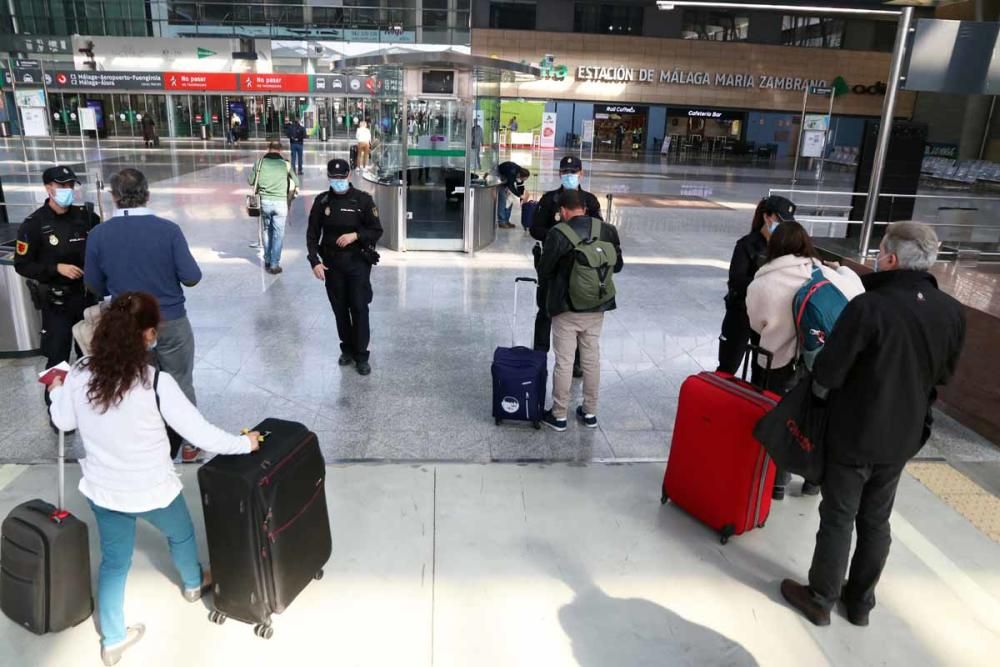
left=661, top=351, right=779, bottom=544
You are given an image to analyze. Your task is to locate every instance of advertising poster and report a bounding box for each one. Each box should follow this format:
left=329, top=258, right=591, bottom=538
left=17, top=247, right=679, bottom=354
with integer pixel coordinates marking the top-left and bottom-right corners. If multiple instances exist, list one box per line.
left=803, top=113, right=830, bottom=132
left=801, top=130, right=826, bottom=158
left=541, top=112, right=557, bottom=149
left=20, top=107, right=49, bottom=136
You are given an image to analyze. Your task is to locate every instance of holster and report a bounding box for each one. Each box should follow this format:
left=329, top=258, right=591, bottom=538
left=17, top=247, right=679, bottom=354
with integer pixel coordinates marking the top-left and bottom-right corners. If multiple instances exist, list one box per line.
left=25, top=280, right=44, bottom=311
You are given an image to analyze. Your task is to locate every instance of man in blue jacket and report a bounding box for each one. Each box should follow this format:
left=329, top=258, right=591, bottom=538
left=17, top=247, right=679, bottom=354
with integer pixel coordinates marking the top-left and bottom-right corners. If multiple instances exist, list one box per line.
left=285, top=116, right=306, bottom=176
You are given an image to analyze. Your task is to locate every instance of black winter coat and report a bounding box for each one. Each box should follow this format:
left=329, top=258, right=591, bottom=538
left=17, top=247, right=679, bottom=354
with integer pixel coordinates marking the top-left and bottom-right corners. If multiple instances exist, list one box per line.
left=530, top=187, right=602, bottom=242
left=813, top=270, right=966, bottom=466
left=726, top=230, right=767, bottom=307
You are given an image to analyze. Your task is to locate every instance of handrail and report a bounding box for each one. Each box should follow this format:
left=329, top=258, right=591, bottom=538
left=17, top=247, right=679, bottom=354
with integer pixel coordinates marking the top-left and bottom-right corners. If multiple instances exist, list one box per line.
left=769, top=188, right=1000, bottom=203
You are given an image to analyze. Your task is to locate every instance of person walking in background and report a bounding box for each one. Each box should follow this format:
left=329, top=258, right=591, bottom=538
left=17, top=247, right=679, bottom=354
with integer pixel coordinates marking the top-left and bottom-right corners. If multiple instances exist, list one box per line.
left=84, top=169, right=204, bottom=463
left=780, top=222, right=965, bottom=628
left=509, top=116, right=519, bottom=132
left=746, top=218, right=864, bottom=499
left=536, top=190, right=623, bottom=432
left=141, top=113, right=156, bottom=149
left=285, top=116, right=306, bottom=176
left=496, top=160, right=529, bottom=229
left=355, top=120, right=372, bottom=170
left=229, top=113, right=241, bottom=146
left=48, top=291, right=259, bottom=666
left=248, top=141, right=299, bottom=274
left=717, top=198, right=772, bottom=375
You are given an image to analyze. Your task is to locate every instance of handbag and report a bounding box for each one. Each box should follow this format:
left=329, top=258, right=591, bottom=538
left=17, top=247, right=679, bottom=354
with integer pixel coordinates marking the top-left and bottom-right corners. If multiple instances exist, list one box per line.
left=752, top=372, right=828, bottom=484
left=246, top=159, right=262, bottom=218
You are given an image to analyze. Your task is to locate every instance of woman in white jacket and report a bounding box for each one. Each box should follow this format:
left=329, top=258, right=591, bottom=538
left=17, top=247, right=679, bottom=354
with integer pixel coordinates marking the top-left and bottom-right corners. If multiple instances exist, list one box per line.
left=746, top=221, right=864, bottom=498
left=49, top=292, right=260, bottom=666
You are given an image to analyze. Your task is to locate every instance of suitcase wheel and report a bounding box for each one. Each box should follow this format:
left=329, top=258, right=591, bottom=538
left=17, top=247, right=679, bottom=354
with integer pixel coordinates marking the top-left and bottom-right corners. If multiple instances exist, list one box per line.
left=254, top=623, right=274, bottom=640
left=532, top=421, right=540, bottom=430
left=314, top=569, right=324, bottom=581
left=660, top=493, right=668, bottom=505
left=719, top=524, right=736, bottom=545
left=495, top=418, right=502, bottom=426
left=208, top=610, right=226, bottom=625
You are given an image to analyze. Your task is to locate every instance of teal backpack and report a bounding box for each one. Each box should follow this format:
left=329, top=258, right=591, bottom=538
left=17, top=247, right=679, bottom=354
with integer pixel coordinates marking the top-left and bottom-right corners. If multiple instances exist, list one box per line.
left=554, top=218, right=617, bottom=311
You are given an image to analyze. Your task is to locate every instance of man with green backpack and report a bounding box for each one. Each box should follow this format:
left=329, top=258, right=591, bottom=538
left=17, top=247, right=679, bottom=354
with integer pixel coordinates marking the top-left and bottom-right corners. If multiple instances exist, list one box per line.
left=536, top=189, right=623, bottom=431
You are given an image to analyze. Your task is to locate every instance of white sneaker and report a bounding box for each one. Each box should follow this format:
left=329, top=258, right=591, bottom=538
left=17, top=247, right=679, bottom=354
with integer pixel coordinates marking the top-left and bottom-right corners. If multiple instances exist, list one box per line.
left=183, top=570, right=212, bottom=603
left=101, top=624, right=145, bottom=666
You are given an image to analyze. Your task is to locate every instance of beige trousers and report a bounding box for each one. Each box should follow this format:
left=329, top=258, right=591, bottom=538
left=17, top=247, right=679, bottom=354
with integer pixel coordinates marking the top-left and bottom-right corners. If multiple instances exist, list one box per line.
left=551, top=311, right=604, bottom=420
left=357, top=142, right=370, bottom=168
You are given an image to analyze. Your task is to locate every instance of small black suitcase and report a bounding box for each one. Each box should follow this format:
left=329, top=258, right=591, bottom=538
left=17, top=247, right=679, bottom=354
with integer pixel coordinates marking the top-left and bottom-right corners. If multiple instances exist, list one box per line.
left=349, top=144, right=358, bottom=169
left=198, top=418, right=330, bottom=639
left=0, top=431, right=93, bottom=634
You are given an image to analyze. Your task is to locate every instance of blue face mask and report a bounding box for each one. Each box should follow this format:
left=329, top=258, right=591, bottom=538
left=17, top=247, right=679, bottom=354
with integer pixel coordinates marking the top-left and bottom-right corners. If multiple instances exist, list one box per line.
left=561, top=173, right=580, bottom=190
left=52, top=188, right=75, bottom=208
left=768, top=220, right=780, bottom=234
left=330, top=179, right=350, bottom=194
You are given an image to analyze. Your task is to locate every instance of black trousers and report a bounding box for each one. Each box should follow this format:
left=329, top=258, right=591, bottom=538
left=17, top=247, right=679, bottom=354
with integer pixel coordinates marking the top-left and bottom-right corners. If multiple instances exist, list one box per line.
left=324, top=260, right=373, bottom=362
left=808, top=460, right=906, bottom=612
left=717, top=303, right=759, bottom=375
left=40, top=288, right=87, bottom=370
left=533, top=284, right=580, bottom=368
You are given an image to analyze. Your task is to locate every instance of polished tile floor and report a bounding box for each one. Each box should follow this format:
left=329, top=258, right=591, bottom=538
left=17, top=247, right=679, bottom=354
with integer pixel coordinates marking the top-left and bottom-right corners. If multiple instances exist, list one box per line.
left=1, top=137, right=998, bottom=465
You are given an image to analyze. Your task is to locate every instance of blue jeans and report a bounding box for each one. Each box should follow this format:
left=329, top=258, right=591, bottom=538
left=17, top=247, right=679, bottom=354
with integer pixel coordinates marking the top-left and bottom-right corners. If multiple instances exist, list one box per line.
left=290, top=143, right=303, bottom=173
left=497, top=193, right=512, bottom=226
left=261, top=199, right=288, bottom=267
left=89, top=494, right=203, bottom=646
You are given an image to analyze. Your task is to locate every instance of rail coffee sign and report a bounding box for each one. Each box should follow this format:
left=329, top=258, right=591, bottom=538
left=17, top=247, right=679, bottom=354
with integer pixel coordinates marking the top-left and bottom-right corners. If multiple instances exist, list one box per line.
left=576, top=65, right=827, bottom=92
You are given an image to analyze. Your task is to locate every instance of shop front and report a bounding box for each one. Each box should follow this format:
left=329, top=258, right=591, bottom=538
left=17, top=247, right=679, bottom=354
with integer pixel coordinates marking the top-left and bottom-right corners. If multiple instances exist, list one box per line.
left=665, top=107, right=746, bottom=155
left=593, top=104, right=648, bottom=152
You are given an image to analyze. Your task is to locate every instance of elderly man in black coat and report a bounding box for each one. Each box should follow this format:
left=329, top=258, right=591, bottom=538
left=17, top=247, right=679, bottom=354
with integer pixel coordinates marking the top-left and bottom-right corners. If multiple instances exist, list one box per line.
left=780, top=221, right=966, bottom=628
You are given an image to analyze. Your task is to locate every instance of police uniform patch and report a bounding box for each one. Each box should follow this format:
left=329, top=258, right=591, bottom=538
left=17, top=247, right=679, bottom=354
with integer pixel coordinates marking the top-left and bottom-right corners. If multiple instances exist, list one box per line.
left=324, top=207, right=331, bottom=216
left=15, top=240, right=28, bottom=255
left=372, top=206, right=379, bottom=218
left=49, top=234, right=59, bottom=246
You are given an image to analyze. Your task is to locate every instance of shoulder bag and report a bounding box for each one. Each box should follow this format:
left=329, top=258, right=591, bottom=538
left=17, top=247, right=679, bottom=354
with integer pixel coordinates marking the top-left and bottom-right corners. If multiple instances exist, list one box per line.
left=246, top=159, right=262, bottom=217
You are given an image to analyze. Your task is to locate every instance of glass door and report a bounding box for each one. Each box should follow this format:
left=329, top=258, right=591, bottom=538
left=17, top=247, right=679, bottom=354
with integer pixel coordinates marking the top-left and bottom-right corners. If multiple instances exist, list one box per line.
left=404, top=96, right=467, bottom=250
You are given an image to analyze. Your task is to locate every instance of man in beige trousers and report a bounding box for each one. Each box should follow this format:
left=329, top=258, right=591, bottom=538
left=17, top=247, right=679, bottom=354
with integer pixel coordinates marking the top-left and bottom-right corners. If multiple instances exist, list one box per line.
left=536, top=189, right=623, bottom=431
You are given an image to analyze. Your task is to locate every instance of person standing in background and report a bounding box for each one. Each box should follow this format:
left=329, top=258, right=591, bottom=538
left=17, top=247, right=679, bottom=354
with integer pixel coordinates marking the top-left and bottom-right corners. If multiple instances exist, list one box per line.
left=285, top=116, right=306, bottom=176
left=355, top=120, right=372, bottom=170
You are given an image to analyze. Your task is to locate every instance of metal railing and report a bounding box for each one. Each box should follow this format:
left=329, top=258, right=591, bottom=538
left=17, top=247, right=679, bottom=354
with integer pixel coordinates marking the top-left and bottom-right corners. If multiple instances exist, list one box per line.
left=769, top=187, right=1000, bottom=261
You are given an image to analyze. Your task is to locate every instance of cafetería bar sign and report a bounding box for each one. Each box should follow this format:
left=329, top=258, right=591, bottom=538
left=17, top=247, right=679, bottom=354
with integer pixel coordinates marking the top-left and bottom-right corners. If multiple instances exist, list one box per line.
left=576, top=65, right=827, bottom=92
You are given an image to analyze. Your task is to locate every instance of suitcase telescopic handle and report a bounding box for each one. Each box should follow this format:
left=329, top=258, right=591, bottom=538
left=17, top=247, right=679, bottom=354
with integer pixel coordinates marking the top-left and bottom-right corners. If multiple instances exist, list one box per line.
left=57, top=430, right=65, bottom=511
left=513, top=277, right=538, bottom=348
left=741, top=344, right=773, bottom=391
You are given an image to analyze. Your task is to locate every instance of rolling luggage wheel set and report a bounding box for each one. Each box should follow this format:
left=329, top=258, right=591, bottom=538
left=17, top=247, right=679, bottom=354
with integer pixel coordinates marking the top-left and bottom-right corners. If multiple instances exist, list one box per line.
left=206, top=569, right=326, bottom=639
left=492, top=277, right=547, bottom=431
left=659, top=346, right=779, bottom=545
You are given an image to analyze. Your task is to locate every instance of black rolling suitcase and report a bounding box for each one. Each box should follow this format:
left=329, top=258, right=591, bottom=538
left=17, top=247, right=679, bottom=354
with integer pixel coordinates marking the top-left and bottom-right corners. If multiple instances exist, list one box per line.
left=349, top=144, right=358, bottom=169
left=198, top=418, right=330, bottom=639
left=0, top=431, right=93, bottom=634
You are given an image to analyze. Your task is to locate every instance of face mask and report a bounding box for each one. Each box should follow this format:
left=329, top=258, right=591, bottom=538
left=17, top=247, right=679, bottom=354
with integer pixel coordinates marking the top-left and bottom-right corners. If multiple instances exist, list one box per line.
left=561, top=173, right=580, bottom=190
left=147, top=338, right=158, bottom=351
left=768, top=221, right=780, bottom=234
left=330, top=179, right=350, bottom=194
left=52, top=188, right=75, bottom=208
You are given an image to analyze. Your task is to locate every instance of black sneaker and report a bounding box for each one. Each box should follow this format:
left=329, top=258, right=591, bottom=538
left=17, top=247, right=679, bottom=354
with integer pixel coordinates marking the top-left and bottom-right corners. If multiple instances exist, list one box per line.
left=772, top=486, right=786, bottom=501
left=338, top=353, right=354, bottom=366
left=356, top=361, right=372, bottom=376
left=802, top=481, right=821, bottom=496
left=541, top=410, right=567, bottom=432
left=575, top=406, right=597, bottom=429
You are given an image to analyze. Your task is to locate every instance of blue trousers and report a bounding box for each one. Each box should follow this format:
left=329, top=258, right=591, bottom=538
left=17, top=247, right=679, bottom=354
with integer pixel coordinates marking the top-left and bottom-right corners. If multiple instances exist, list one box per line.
left=497, top=194, right=512, bottom=226
left=290, top=143, right=303, bottom=173
left=89, top=494, right=203, bottom=646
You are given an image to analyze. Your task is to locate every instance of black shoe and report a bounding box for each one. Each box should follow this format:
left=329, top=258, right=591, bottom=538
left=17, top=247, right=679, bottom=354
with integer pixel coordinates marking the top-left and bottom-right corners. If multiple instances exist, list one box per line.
left=802, top=481, right=821, bottom=496
left=572, top=364, right=583, bottom=378
left=772, top=486, right=786, bottom=501
left=780, top=579, right=831, bottom=627
left=356, top=361, right=372, bottom=376
left=338, top=353, right=354, bottom=366
left=840, top=583, right=870, bottom=627
left=575, top=406, right=597, bottom=429
left=268, top=266, right=283, bottom=275
left=264, top=263, right=271, bottom=271
left=541, top=410, right=567, bottom=432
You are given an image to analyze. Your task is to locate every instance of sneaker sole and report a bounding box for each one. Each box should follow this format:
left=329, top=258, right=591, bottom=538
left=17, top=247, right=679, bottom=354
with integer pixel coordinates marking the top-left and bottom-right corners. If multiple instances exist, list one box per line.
left=543, top=421, right=567, bottom=432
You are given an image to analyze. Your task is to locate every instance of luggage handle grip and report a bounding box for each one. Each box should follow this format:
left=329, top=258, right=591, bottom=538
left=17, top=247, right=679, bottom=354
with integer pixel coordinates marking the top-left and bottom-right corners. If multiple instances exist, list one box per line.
left=741, top=345, right=773, bottom=391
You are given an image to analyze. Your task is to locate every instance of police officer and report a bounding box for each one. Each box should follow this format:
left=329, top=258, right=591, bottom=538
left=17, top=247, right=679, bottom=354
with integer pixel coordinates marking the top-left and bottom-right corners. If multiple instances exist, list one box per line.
left=14, top=166, right=100, bottom=382
left=307, top=159, right=383, bottom=376
left=529, top=156, right=602, bottom=375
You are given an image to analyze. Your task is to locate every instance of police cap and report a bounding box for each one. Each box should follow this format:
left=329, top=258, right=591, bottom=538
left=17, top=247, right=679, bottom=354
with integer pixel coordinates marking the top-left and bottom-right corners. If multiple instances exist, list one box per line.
left=43, top=165, right=80, bottom=185
left=559, top=156, right=582, bottom=173
left=327, top=159, right=351, bottom=178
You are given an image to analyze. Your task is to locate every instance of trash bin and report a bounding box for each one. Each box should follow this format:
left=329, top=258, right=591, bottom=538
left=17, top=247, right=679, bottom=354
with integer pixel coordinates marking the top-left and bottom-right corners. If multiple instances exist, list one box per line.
left=0, top=229, right=42, bottom=357
left=201, top=125, right=209, bottom=140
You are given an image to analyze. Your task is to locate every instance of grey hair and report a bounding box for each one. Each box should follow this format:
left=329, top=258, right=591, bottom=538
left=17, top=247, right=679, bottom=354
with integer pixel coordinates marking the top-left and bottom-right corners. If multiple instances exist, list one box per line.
left=882, top=221, right=939, bottom=271
left=110, top=169, right=150, bottom=209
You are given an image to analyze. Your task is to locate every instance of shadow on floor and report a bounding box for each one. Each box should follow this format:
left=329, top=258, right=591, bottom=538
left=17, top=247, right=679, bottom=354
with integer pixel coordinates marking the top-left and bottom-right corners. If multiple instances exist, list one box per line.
left=528, top=540, right=759, bottom=667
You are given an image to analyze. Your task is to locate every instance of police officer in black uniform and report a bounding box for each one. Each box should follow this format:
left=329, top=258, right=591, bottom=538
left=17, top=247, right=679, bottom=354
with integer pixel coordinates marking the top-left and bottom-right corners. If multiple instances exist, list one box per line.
left=529, top=156, right=602, bottom=375
left=14, top=166, right=100, bottom=382
left=307, top=159, right=383, bottom=375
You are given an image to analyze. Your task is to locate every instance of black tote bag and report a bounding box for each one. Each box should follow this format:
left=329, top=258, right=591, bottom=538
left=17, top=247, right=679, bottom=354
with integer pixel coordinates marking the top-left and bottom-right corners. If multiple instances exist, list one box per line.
left=753, top=373, right=828, bottom=484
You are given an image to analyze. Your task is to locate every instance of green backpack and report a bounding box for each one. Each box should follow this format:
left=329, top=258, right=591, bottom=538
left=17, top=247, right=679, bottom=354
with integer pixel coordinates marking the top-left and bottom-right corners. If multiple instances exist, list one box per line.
left=554, top=217, right=617, bottom=311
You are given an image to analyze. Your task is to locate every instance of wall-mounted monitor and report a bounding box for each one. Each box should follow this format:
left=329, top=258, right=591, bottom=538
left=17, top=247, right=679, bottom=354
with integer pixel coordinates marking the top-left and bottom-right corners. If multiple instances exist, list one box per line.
left=422, top=70, right=455, bottom=95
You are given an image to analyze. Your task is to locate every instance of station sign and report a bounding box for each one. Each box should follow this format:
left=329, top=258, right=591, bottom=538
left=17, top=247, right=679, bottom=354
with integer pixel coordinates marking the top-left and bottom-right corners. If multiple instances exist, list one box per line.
left=0, top=35, right=72, bottom=55
left=240, top=73, right=309, bottom=93
left=311, top=75, right=346, bottom=93
left=47, top=70, right=164, bottom=90
left=671, top=107, right=744, bottom=121
left=164, top=72, right=239, bottom=91
left=596, top=104, right=648, bottom=116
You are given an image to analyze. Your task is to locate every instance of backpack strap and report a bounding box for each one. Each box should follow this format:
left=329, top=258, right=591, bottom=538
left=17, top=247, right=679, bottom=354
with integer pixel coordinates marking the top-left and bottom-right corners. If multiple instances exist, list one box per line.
left=554, top=221, right=583, bottom=246
left=589, top=217, right=601, bottom=241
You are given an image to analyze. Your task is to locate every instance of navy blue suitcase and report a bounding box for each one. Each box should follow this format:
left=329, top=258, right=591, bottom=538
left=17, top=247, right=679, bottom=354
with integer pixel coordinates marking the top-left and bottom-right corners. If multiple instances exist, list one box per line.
left=492, top=277, right=547, bottom=430
left=520, top=200, right=538, bottom=231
